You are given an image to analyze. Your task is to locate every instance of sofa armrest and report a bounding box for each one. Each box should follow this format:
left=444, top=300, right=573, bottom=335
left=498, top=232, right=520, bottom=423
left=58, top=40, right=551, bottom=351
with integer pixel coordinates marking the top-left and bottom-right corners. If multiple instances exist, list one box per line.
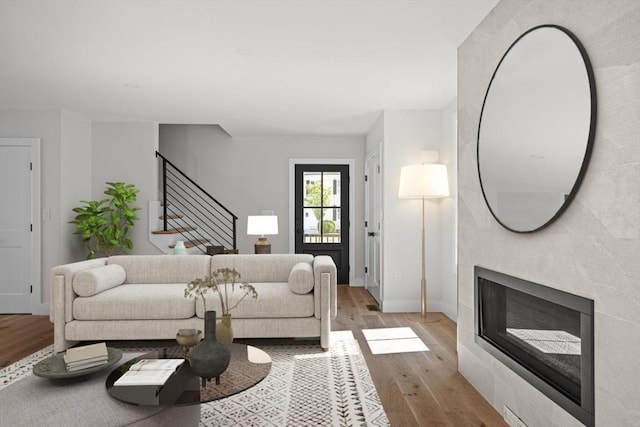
left=313, top=255, right=337, bottom=318
left=49, top=258, right=108, bottom=350
left=313, top=255, right=337, bottom=350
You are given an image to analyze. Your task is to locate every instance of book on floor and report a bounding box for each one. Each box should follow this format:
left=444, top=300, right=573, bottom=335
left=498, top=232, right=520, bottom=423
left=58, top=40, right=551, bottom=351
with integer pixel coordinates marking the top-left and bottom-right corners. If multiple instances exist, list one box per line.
left=64, top=342, right=108, bottom=364
left=65, top=354, right=108, bottom=367
left=66, top=358, right=109, bottom=372
left=113, top=359, right=185, bottom=386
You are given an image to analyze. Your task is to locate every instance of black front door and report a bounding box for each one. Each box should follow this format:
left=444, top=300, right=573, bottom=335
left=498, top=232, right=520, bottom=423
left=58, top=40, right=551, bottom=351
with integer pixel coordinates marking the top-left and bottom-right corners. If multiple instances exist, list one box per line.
left=294, top=164, right=349, bottom=284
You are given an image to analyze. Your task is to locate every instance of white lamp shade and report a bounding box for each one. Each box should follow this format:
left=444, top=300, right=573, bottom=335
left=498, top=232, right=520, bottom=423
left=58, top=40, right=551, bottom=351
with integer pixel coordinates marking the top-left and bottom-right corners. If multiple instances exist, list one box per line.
left=398, top=164, right=450, bottom=199
left=247, top=215, right=278, bottom=235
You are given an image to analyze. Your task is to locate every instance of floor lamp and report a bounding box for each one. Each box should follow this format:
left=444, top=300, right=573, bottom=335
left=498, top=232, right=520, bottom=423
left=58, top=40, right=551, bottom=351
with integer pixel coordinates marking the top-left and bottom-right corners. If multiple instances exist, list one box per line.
left=398, top=163, right=449, bottom=322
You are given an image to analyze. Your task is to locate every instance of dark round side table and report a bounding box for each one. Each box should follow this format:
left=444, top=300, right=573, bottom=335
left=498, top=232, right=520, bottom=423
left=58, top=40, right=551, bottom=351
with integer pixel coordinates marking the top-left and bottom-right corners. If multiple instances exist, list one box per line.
left=105, top=344, right=271, bottom=407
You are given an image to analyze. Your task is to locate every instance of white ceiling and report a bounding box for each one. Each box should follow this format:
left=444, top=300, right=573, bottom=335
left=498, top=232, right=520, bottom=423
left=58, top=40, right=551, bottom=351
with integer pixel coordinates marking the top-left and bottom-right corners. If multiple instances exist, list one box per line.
left=0, top=0, right=497, bottom=137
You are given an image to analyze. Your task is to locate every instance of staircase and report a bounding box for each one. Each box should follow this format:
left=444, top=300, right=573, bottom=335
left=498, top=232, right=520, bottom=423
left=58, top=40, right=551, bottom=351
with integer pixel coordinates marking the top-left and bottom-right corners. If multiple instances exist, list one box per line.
left=149, top=152, right=238, bottom=254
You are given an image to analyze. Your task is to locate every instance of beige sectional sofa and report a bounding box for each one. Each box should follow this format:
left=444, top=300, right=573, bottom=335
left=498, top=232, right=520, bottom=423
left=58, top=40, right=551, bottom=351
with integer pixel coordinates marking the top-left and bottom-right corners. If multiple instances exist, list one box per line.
left=50, top=254, right=337, bottom=353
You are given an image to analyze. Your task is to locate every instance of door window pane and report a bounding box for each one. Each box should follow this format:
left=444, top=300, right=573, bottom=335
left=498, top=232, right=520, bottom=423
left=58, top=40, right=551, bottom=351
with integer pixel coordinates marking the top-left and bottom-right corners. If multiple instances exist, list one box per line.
left=323, top=172, right=341, bottom=207
left=303, top=172, right=322, bottom=208
left=303, top=208, right=319, bottom=242
left=318, top=208, right=341, bottom=243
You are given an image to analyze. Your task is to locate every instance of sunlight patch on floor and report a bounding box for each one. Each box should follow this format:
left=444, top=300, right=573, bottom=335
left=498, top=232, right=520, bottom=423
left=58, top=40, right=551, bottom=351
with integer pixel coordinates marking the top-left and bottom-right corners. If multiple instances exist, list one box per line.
left=362, top=327, right=429, bottom=355
left=331, top=330, right=356, bottom=342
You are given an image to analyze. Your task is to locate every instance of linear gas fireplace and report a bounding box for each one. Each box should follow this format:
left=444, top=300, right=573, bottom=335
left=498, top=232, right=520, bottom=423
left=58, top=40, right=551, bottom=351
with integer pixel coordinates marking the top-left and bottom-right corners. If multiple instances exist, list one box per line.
left=474, top=266, right=594, bottom=427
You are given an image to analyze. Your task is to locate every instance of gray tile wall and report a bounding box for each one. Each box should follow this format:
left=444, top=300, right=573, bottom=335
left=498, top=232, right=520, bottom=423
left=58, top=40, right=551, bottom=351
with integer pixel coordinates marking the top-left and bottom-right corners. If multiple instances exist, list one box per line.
left=457, top=1, right=640, bottom=426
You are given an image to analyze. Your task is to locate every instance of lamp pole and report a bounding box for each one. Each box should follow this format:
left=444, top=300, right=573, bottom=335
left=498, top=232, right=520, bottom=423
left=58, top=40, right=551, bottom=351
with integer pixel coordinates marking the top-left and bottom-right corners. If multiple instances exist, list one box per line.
left=417, top=195, right=440, bottom=323
left=421, top=197, right=426, bottom=318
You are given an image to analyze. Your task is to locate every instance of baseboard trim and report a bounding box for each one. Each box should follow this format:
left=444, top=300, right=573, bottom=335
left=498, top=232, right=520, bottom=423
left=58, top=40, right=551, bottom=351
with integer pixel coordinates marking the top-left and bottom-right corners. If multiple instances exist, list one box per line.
left=382, top=299, right=456, bottom=317
left=32, top=302, right=49, bottom=316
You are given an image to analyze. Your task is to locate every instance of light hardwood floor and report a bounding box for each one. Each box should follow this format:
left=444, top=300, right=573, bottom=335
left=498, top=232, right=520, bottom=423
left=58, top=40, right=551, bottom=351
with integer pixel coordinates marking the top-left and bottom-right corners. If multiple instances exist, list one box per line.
left=0, top=286, right=505, bottom=426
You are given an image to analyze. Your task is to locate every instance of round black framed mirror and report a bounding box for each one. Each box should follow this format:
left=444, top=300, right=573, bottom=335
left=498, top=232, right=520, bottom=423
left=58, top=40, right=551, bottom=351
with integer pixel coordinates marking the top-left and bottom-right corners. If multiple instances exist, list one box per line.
left=477, top=25, right=597, bottom=233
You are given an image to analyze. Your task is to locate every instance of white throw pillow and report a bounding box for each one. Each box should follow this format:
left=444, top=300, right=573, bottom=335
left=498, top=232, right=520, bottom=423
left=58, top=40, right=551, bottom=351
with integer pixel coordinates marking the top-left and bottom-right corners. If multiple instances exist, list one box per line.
left=288, top=262, right=314, bottom=294
left=73, top=264, right=126, bottom=297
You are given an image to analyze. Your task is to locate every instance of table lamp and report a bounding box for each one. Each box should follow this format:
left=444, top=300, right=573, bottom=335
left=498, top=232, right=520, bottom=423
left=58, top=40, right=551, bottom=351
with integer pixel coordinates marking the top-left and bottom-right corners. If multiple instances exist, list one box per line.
left=247, top=215, right=278, bottom=254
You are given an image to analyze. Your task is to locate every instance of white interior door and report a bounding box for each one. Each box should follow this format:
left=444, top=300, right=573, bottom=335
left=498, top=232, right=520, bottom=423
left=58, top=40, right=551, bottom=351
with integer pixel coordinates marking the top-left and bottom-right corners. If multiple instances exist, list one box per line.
left=364, top=150, right=382, bottom=305
left=0, top=139, right=37, bottom=313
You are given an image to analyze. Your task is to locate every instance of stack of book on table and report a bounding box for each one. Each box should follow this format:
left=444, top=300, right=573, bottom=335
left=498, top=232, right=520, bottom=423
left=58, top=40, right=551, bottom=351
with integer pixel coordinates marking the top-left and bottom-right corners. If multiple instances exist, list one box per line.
left=64, top=342, right=109, bottom=372
left=114, top=359, right=185, bottom=386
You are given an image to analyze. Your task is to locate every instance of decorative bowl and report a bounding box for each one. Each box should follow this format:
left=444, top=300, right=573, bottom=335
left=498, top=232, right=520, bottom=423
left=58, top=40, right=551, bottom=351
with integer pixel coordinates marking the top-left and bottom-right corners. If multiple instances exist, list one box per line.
left=176, top=329, right=202, bottom=348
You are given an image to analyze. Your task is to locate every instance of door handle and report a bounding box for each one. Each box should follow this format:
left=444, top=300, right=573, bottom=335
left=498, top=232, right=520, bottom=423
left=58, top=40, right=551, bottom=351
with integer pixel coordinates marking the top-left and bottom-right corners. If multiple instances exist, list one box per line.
left=368, top=232, right=376, bottom=237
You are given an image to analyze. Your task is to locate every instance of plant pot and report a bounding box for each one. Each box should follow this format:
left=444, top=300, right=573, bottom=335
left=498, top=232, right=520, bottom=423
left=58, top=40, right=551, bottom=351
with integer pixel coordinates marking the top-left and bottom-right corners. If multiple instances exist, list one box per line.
left=188, top=311, right=230, bottom=386
left=217, top=314, right=234, bottom=347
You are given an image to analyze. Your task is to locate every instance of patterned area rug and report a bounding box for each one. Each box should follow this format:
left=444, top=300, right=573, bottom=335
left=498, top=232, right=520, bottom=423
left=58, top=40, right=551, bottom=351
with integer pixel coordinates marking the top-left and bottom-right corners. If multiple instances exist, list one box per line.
left=0, top=332, right=389, bottom=427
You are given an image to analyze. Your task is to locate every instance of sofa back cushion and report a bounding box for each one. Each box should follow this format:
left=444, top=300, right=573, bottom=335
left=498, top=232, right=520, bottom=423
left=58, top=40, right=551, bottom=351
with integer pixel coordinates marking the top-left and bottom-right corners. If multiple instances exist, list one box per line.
left=210, top=254, right=314, bottom=283
left=108, top=255, right=211, bottom=284
left=72, top=264, right=126, bottom=297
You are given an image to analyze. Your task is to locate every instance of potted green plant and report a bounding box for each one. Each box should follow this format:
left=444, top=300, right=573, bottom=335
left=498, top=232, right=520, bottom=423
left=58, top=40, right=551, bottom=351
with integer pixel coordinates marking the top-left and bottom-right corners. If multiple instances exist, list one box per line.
left=184, top=268, right=258, bottom=346
left=70, top=181, right=140, bottom=259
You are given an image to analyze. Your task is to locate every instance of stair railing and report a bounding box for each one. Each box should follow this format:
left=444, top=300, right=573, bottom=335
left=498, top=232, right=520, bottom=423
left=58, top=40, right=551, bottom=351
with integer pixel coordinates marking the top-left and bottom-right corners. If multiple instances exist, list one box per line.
left=156, top=151, right=237, bottom=253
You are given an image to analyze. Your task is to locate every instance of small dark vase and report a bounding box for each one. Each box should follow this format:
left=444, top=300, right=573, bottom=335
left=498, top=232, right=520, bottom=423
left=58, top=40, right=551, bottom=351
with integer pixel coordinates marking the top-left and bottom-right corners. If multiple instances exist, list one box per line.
left=188, top=310, right=231, bottom=387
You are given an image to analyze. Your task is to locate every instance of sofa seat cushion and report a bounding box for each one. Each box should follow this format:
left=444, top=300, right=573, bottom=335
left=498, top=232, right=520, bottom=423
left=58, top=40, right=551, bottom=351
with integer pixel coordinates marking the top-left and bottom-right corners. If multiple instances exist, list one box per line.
left=195, top=282, right=314, bottom=319
left=73, top=284, right=195, bottom=320
left=72, top=264, right=126, bottom=297
left=108, top=255, right=211, bottom=284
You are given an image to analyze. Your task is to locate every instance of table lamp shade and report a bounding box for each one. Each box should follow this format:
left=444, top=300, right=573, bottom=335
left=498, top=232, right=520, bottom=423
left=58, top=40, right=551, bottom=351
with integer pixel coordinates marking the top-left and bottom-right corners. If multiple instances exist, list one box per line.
left=398, top=164, right=449, bottom=199
left=247, top=215, right=278, bottom=236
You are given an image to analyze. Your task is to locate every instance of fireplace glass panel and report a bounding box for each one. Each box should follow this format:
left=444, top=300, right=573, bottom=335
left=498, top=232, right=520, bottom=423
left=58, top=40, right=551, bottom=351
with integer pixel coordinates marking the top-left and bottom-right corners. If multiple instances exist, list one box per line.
left=479, top=278, right=582, bottom=403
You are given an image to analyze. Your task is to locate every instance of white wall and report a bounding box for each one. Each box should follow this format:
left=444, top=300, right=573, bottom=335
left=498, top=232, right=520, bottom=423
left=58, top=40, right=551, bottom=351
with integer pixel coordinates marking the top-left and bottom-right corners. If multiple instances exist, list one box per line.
left=365, top=112, right=384, bottom=154
left=159, top=125, right=366, bottom=281
left=60, top=110, right=92, bottom=263
left=458, top=1, right=640, bottom=426
left=92, top=122, right=160, bottom=256
left=365, top=109, right=457, bottom=316
left=369, top=109, right=455, bottom=314
left=440, top=100, right=458, bottom=320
